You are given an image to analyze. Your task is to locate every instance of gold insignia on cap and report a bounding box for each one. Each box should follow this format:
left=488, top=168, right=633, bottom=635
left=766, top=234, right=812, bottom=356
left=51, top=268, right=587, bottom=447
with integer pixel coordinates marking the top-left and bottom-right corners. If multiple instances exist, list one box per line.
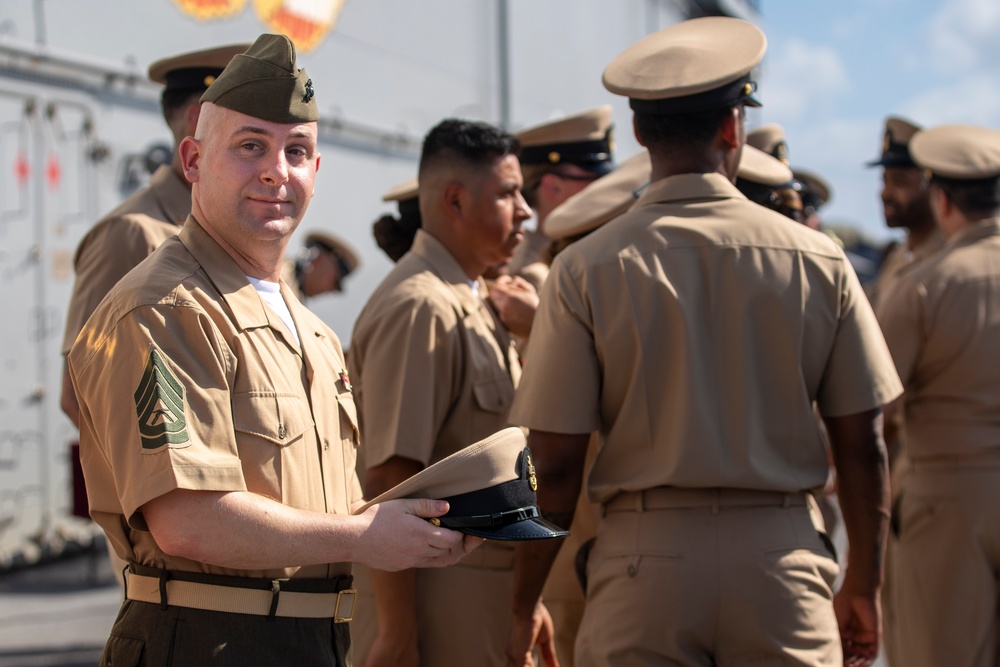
left=775, top=142, right=789, bottom=166
left=883, top=130, right=892, bottom=153
left=203, top=75, right=216, bottom=87
left=526, top=454, right=538, bottom=491
left=743, top=82, right=752, bottom=95
left=428, top=517, right=441, bottom=527
left=548, top=151, right=561, bottom=164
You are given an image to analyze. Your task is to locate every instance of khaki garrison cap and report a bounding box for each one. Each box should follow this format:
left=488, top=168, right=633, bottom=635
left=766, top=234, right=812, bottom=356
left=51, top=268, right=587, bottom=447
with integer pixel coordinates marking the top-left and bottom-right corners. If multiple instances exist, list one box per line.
left=517, top=106, right=616, bottom=175
left=355, top=428, right=569, bottom=541
left=547, top=150, right=652, bottom=240
left=603, top=17, right=765, bottom=114
left=148, top=42, right=250, bottom=92
left=738, top=145, right=794, bottom=187
left=747, top=124, right=789, bottom=165
left=867, top=116, right=921, bottom=168
left=304, top=231, right=360, bottom=276
left=910, top=124, right=1000, bottom=180
left=201, top=33, right=318, bottom=123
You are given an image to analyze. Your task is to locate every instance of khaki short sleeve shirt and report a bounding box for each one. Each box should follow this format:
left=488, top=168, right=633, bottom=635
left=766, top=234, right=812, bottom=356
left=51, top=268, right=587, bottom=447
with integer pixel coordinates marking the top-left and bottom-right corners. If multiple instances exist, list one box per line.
left=510, top=173, right=902, bottom=501
left=69, top=217, right=361, bottom=579
left=508, top=229, right=551, bottom=292
left=878, top=218, right=1000, bottom=461
left=349, top=230, right=520, bottom=472
left=62, top=166, right=191, bottom=354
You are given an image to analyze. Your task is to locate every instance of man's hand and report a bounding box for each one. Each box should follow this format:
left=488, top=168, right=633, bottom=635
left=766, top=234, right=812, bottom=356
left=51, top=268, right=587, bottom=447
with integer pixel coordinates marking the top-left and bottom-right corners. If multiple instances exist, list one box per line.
left=489, top=275, right=539, bottom=338
left=355, top=498, right=484, bottom=571
left=507, top=600, right=559, bottom=667
left=834, top=584, right=881, bottom=667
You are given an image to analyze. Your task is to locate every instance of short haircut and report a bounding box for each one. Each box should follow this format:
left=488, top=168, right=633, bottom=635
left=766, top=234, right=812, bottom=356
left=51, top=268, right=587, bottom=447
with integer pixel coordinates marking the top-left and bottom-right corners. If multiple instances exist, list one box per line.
left=418, top=118, right=520, bottom=181
left=634, top=106, right=733, bottom=155
left=932, top=175, right=1000, bottom=219
left=160, top=89, right=202, bottom=128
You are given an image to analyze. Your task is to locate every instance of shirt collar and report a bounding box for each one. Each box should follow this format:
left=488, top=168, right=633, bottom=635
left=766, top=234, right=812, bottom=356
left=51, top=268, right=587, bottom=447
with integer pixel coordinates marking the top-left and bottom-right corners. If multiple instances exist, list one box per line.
left=635, top=172, right=744, bottom=210
left=149, top=165, right=193, bottom=227
left=947, top=216, right=1000, bottom=249
left=410, top=229, right=483, bottom=314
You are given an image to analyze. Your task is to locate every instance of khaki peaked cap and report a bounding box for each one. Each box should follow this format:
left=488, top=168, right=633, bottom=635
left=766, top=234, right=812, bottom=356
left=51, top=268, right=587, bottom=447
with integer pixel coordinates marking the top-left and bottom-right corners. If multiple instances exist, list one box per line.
left=793, top=168, right=833, bottom=207
left=516, top=106, right=616, bottom=174
left=381, top=177, right=418, bottom=203
left=148, top=43, right=250, bottom=92
left=603, top=16, right=766, bottom=113
left=910, top=124, right=1000, bottom=180
left=867, top=116, right=922, bottom=168
left=738, top=145, right=794, bottom=187
left=201, top=33, right=318, bottom=123
left=546, top=150, right=651, bottom=240
left=355, top=428, right=568, bottom=541
left=747, top=124, right=789, bottom=165
left=303, top=231, right=360, bottom=274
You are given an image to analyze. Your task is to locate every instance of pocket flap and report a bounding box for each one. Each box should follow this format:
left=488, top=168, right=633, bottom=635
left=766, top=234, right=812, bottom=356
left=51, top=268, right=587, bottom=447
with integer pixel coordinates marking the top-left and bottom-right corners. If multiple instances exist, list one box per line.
left=233, top=392, right=314, bottom=446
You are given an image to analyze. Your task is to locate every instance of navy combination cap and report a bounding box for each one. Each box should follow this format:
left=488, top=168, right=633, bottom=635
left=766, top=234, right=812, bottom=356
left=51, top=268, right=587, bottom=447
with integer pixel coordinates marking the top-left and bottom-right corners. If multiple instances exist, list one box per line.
left=355, top=428, right=568, bottom=541
left=516, top=106, right=617, bottom=176
left=867, top=116, right=921, bottom=169
left=603, top=16, right=766, bottom=114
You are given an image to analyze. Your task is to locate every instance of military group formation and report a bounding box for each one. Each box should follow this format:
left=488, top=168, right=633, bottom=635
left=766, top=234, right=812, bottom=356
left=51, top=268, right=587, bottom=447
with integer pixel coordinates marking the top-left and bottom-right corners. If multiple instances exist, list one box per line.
left=60, top=15, right=1000, bottom=667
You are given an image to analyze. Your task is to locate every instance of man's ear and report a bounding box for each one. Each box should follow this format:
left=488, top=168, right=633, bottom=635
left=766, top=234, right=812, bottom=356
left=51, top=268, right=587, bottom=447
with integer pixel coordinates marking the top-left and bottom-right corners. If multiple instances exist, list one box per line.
left=178, top=136, right=201, bottom=183
left=719, top=107, right=741, bottom=149
left=632, top=114, right=647, bottom=148
left=443, top=181, right=465, bottom=220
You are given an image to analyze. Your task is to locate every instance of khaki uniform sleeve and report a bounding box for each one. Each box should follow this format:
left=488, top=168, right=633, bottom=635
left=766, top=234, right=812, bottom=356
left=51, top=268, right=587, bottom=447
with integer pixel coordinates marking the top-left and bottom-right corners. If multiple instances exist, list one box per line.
left=509, top=258, right=601, bottom=434
left=815, top=261, right=904, bottom=417
left=62, top=217, right=166, bottom=354
left=350, top=296, right=462, bottom=469
left=70, top=303, right=246, bottom=529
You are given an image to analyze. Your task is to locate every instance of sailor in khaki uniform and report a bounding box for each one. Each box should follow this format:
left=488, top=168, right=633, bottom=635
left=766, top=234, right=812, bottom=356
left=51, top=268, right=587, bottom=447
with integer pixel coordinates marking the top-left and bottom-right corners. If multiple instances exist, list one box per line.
left=506, top=17, right=902, bottom=667
left=283, top=230, right=360, bottom=300
left=866, top=116, right=945, bottom=312
left=60, top=41, right=248, bottom=427
left=746, top=123, right=805, bottom=223
left=878, top=124, right=1000, bottom=667
left=68, top=35, right=478, bottom=666
left=348, top=119, right=530, bottom=667
left=508, top=107, right=616, bottom=291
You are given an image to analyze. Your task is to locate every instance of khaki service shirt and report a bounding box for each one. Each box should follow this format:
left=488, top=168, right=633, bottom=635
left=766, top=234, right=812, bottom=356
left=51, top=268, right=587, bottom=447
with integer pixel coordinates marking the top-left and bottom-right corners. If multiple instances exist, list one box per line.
left=349, top=229, right=520, bottom=473
left=868, top=229, right=945, bottom=314
left=62, top=165, right=190, bottom=354
left=69, top=217, right=361, bottom=580
left=510, top=173, right=902, bottom=502
left=878, top=218, right=1000, bottom=462
left=508, top=228, right=550, bottom=292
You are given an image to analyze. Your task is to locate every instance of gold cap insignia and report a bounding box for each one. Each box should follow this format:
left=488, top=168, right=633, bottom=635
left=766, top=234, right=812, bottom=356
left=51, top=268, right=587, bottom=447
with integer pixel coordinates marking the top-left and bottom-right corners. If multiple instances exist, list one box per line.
left=203, top=75, right=216, bottom=87
left=548, top=151, right=561, bottom=164
left=526, top=454, right=538, bottom=491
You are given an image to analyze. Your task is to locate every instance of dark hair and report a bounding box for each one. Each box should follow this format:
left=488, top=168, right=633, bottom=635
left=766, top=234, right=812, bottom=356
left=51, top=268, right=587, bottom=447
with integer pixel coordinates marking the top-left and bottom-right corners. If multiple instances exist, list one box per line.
left=373, top=203, right=423, bottom=263
left=160, top=89, right=203, bottom=127
left=634, top=107, right=732, bottom=155
left=418, top=118, right=520, bottom=180
left=932, top=175, right=1000, bottom=219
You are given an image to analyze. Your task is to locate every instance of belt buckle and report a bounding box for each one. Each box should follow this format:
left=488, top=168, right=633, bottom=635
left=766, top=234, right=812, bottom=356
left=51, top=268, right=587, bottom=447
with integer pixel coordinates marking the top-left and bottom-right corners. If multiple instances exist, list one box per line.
left=333, top=588, right=357, bottom=623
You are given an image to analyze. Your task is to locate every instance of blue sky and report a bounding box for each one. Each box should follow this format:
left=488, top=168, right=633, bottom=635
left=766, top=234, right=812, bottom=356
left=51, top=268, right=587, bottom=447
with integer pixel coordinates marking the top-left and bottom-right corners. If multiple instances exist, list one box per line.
left=754, top=0, right=1000, bottom=242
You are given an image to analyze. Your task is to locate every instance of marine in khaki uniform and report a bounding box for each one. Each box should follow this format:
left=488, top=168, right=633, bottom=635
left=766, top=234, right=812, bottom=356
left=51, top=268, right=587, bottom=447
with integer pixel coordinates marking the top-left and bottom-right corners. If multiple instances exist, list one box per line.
left=506, top=17, right=902, bottom=667
left=508, top=107, right=616, bottom=291
left=60, top=41, right=248, bottom=427
left=866, top=116, right=945, bottom=312
left=348, top=119, right=530, bottom=667
left=68, top=35, right=479, bottom=666
left=877, top=124, right=1000, bottom=667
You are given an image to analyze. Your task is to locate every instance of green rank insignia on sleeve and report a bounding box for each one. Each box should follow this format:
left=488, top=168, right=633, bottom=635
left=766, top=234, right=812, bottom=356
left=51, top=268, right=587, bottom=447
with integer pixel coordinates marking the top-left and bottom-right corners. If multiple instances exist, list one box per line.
left=134, top=347, right=190, bottom=450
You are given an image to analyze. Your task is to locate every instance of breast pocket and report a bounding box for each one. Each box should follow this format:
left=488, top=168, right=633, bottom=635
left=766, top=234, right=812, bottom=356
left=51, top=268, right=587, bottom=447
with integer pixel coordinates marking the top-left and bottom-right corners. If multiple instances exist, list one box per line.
left=232, top=392, right=314, bottom=447
left=472, top=375, right=514, bottom=438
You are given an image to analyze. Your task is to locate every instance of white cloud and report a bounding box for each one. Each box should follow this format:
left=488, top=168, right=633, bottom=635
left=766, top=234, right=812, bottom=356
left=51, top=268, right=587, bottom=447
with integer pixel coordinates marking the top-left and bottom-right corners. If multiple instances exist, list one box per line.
left=899, top=73, right=1000, bottom=127
left=927, top=0, right=1000, bottom=73
left=760, top=39, right=851, bottom=123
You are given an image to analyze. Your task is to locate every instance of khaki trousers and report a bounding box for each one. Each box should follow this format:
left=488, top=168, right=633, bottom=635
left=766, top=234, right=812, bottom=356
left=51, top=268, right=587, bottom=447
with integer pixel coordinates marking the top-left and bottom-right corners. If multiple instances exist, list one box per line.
left=892, top=463, right=1000, bottom=667
left=577, top=492, right=840, bottom=667
left=352, top=540, right=515, bottom=666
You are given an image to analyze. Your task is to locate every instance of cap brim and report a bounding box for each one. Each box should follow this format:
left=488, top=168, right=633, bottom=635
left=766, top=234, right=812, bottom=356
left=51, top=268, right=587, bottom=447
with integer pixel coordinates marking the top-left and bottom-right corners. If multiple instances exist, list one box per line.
left=744, top=93, right=763, bottom=108
left=460, top=516, right=569, bottom=541
left=583, top=161, right=617, bottom=177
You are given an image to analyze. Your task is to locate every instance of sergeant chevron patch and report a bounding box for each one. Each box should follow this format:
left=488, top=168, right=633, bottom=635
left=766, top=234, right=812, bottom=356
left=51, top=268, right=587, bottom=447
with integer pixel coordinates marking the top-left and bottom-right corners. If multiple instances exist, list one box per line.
left=134, top=348, right=190, bottom=450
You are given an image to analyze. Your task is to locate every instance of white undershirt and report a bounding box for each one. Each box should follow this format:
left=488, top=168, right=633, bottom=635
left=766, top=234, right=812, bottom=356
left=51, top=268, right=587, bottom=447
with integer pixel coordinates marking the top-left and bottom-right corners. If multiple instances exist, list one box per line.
left=246, top=276, right=300, bottom=347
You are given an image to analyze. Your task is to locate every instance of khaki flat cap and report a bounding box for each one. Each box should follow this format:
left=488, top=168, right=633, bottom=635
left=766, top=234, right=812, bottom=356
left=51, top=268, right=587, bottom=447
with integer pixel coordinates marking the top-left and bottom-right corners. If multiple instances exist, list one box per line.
left=355, top=427, right=568, bottom=541
left=201, top=33, right=318, bottom=123
left=603, top=17, right=765, bottom=114
left=747, top=124, right=789, bottom=165
left=304, top=231, right=360, bottom=275
left=148, top=43, right=250, bottom=92
left=867, top=116, right=921, bottom=168
left=517, top=106, right=616, bottom=175
left=381, top=177, right=418, bottom=203
left=546, top=150, right=651, bottom=241
left=738, top=145, right=794, bottom=187
left=910, top=124, right=1000, bottom=180
left=793, top=168, right=833, bottom=208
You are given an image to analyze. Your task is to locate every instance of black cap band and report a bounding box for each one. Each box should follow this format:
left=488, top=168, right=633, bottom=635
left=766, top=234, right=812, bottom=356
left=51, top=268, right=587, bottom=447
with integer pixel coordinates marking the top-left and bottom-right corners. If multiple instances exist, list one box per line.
left=163, top=67, right=226, bottom=93
left=629, top=75, right=762, bottom=115
left=520, top=132, right=615, bottom=169
left=866, top=141, right=917, bottom=169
